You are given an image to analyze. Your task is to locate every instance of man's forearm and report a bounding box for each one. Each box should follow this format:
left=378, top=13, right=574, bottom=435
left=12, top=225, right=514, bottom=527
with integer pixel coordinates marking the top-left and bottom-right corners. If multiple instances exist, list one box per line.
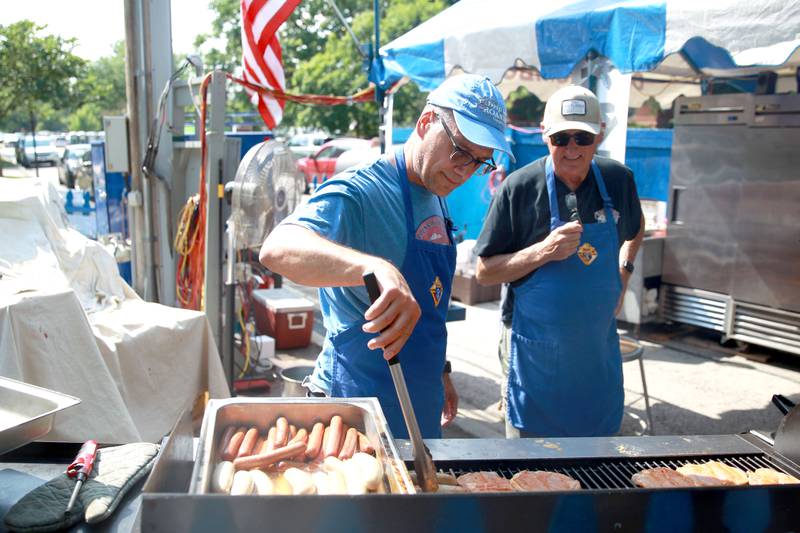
left=475, top=242, right=549, bottom=286
left=619, top=214, right=646, bottom=265
left=260, top=224, right=383, bottom=287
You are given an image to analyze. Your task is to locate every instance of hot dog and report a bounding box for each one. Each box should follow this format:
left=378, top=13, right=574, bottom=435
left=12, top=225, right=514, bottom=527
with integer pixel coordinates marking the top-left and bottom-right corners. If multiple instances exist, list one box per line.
left=218, top=425, right=236, bottom=459
left=262, top=426, right=277, bottom=454
left=305, top=422, right=325, bottom=460
left=317, top=425, right=330, bottom=461
left=289, top=428, right=309, bottom=460
left=357, top=431, right=375, bottom=455
left=253, top=436, right=265, bottom=455
left=290, top=427, right=308, bottom=445
left=289, top=424, right=298, bottom=440
left=274, top=416, right=289, bottom=447
left=323, top=415, right=344, bottom=458
left=338, top=427, right=358, bottom=460
left=236, top=426, right=260, bottom=458
left=233, top=441, right=307, bottom=471
left=222, top=426, right=247, bottom=461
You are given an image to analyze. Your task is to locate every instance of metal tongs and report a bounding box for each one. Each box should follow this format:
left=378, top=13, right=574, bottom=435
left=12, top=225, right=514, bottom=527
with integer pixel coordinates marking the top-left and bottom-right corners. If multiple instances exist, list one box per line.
left=363, top=272, right=438, bottom=493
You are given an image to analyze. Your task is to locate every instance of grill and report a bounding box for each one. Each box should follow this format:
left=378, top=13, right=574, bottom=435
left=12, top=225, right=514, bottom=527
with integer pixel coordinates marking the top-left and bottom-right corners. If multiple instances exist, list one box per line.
left=433, top=452, right=800, bottom=490
left=136, top=409, right=800, bottom=532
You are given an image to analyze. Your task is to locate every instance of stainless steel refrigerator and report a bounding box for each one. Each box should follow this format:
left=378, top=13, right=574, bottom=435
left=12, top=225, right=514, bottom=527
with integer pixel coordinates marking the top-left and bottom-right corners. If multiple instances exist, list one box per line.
left=662, top=93, right=800, bottom=355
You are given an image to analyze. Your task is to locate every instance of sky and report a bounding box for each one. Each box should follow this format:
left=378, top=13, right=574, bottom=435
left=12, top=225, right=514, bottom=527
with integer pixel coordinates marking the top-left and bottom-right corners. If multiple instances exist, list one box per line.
left=1, top=0, right=218, bottom=61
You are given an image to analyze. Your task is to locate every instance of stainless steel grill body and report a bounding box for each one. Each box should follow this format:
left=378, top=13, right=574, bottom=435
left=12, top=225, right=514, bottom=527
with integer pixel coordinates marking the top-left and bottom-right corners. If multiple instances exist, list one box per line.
left=143, top=426, right=800, bottom=532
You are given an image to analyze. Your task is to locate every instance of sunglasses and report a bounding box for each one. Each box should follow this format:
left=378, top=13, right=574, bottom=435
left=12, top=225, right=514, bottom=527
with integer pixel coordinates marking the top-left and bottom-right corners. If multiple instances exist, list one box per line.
left=550, top=131, right=596, bottom=147
left=435, top=112, right=497, bottom=176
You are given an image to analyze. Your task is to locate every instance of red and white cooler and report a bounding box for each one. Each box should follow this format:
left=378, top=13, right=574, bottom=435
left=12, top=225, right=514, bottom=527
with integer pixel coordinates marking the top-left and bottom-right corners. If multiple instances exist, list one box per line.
left=251, top=288, right=315, bottom=349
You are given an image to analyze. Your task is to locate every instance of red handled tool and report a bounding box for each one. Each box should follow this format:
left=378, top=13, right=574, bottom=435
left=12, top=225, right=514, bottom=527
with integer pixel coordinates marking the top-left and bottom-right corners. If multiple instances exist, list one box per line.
left=65, top=440, right=98, bottom=515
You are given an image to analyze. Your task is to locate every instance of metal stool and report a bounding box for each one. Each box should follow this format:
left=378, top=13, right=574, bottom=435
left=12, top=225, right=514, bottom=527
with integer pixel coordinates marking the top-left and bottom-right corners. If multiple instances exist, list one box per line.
left=620, top=336, right=654, bottom=435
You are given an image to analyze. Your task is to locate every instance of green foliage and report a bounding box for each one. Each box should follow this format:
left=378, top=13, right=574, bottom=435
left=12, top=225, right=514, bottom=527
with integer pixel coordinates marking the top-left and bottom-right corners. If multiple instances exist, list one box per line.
left=506, top=86, right=545, bottom=126
left=197, top=0, right=448, bottom=135
left=0, top=20, right=85, bottom=133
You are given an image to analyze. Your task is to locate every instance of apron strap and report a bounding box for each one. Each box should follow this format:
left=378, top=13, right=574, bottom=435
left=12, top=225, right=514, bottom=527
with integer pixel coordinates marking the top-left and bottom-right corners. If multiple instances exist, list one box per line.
left=545, top=156, right=618, bottom=230
left=395, top=147, right=417, bottom=235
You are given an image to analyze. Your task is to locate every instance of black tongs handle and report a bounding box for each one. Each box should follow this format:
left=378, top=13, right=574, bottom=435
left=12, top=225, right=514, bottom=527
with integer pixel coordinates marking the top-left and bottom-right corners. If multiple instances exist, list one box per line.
left=363, top=271, right=400, bottom=365
left=772, top=394, right=796, bottom=415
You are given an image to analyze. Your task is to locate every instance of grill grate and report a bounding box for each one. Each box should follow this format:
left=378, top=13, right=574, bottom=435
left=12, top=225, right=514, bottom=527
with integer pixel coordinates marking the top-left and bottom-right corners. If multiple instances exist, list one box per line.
left=432, top=453, right=800, bottom=490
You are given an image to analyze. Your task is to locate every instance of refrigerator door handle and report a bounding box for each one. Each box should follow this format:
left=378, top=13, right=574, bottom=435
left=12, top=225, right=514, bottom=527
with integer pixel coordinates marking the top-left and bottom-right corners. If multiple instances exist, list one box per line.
left=670, top=186, right=687, bottom=224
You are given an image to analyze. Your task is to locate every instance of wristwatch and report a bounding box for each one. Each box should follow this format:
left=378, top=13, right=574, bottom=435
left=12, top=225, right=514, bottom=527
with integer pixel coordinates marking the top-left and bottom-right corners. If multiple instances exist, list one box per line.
left=621, top=260, right=635, bottom=274
left=443, top=360, right=452, bottom=374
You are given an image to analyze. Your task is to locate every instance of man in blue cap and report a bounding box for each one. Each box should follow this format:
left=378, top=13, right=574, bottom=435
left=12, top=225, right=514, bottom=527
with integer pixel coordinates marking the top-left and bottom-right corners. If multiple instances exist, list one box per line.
left=261, top=74, right=514, bottom=438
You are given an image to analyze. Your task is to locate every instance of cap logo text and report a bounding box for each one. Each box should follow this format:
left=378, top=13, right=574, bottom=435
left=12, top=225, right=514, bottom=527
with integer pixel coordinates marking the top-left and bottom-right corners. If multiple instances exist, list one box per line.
left=561, top=99, right=587, bottom=117
left=477, top=96, right=505, bottom=129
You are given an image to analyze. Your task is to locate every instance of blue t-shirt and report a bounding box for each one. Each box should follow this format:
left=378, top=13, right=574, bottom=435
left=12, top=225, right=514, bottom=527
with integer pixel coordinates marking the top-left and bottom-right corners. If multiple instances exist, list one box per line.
left=281, top=152, right=450, bottom=382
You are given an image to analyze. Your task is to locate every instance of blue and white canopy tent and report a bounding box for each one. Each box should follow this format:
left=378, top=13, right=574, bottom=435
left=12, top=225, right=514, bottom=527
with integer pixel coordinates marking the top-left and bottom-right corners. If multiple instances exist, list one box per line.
left=379, top=0, right=800, bottom=91
left=375, top=0, right=800, bottom=237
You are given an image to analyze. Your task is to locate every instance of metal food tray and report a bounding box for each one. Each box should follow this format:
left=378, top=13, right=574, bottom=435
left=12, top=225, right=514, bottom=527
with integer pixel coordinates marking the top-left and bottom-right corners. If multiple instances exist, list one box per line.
left=189, top=397, right=415, bottom=494
left=0, top=376, right=81, bottom=455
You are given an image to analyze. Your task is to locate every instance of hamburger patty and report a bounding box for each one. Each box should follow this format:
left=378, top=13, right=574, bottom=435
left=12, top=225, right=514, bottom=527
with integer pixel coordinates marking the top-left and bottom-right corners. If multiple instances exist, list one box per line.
left=456, top=471, right=513, bottom=492
left=510, top=470, right=581, bottom=491
left=747, top=468, right=800, bottom=485
left=631, top=467, right=697, bottom=488
left=676, top=461, right=747, bottom=486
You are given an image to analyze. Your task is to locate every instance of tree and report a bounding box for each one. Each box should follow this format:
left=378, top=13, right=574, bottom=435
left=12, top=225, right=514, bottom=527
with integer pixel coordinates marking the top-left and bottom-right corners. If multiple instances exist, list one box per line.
left=506, top=87, right=545, bottom=127
left=68, top=40, right=128, bottom=131
left=196, top=0, right=448, bottom=135
left=0, top=21, right=85, bottom=135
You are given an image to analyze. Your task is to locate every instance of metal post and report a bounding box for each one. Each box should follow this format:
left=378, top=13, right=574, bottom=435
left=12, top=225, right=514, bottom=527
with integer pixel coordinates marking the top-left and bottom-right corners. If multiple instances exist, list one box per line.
left=374, top=0, right=385, bottom=152
left=204, top=71, right=227, bottom=351
left=123, top=0, right=147, bottom=296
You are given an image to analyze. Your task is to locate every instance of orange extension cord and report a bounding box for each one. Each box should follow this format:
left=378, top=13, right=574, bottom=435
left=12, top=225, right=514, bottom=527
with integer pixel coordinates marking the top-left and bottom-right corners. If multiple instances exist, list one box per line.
left=175, top=73, right=212, bottom=310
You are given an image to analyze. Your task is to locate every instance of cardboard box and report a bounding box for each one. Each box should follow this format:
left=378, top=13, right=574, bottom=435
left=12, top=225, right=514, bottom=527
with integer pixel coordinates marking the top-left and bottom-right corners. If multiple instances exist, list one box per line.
left=252, top=289, right=314, bottom=349
left=450, top=273, right=501, bottom=305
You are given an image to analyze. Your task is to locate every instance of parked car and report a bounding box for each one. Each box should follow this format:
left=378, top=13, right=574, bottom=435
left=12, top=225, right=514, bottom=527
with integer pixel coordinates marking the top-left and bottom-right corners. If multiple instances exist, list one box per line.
left=15, top=135, right=60, bottom=167
left=296, top=137, right=372, bottom=190
left=287, top=132, right=328, bottom=158
left=334, top=146, right=382, bottom=175
left=58, top=144, right=92, bottom=188
left=0, top=133, right=19, bottom=161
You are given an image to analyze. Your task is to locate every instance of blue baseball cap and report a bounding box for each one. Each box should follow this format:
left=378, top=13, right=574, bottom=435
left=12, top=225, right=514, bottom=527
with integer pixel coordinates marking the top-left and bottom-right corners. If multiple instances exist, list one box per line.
left=427, top=74, right=515, bottom=163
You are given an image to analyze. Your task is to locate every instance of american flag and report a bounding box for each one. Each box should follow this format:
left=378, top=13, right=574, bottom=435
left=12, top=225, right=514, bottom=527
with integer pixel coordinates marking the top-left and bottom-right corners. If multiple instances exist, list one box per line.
left=240, top=0, right=301, bottom=129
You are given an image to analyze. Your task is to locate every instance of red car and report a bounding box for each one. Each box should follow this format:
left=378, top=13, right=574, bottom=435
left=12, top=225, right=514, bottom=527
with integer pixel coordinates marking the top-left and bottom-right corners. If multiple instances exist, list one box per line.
left=296, top=137, right=371, bottom=190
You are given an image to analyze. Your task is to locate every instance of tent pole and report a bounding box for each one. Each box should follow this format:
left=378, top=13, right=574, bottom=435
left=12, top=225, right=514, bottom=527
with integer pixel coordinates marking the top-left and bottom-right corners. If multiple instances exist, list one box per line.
left=374, top=0, right=386, bottom=153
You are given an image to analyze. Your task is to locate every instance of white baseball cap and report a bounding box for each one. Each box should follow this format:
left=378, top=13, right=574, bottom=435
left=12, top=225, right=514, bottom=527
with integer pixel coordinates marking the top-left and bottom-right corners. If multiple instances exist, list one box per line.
left=542, top=85, right=602, bottom=136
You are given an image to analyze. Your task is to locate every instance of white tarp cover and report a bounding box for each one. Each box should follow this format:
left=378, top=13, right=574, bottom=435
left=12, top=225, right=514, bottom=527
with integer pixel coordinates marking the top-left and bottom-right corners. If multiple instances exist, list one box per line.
left=0, top=178, right=230, bottom=443
left=380, top=0, right=800, bottom=91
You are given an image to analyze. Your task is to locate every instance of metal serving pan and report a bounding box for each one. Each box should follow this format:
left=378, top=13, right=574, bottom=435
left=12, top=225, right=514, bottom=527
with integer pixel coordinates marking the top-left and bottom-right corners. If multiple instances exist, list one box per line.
left=0, top=376, right=81, bottom=455
left=189, top=397, right=415, bottom=494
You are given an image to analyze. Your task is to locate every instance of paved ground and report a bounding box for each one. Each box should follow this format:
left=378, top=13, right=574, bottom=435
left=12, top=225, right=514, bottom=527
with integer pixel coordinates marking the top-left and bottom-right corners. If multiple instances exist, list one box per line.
left=250, top=282, right=800, bottom=441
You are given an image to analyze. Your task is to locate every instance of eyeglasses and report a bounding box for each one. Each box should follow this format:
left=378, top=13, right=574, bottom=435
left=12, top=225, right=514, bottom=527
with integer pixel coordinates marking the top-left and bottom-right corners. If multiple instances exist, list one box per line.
left=550, top=131, right=596, bottom=147
left=435, top=113, right=497, bottom=176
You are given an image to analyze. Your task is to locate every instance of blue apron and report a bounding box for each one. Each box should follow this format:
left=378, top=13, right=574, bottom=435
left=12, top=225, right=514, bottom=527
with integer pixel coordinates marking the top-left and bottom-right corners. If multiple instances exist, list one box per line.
left=508, top=157, right=623, bottom=437
left=327, top=148, right=456, bottom=439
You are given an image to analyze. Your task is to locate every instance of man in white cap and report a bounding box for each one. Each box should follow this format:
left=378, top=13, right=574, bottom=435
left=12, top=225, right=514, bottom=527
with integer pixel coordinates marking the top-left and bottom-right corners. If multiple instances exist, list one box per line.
left=261, top=74, right=514, bottom=439
left=475, top=85, right=644, bottom=438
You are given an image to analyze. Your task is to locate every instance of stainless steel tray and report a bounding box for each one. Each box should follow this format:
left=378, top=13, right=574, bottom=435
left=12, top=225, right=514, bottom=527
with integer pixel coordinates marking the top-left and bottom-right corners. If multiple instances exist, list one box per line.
left=0, top=376, right=81, bottom=455
left=189, top=397, right=415, bottom=494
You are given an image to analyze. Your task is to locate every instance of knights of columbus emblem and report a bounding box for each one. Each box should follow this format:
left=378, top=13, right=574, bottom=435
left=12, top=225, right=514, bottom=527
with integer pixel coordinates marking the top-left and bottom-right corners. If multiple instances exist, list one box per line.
left=429, top=276, right=443, bottom=307
left=577, top=242, right=598, bottom=266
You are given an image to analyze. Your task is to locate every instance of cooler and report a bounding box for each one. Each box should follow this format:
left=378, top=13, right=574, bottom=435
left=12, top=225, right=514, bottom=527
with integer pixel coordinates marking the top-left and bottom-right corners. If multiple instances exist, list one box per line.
left=251, top=288, right=314, bottom=349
